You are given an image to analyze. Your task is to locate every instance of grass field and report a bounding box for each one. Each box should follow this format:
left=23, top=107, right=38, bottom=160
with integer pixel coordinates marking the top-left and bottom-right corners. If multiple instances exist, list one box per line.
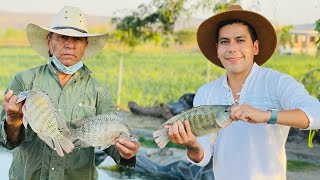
left=0, top=45, right=319, bottom=109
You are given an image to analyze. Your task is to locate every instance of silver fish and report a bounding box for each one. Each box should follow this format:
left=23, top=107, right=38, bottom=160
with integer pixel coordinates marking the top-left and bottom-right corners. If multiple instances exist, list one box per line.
left=69, top=113, right=138, bottom=150
left=153, top=105, right=232, bottom=148
left=17, top=89, right=74, bottom=157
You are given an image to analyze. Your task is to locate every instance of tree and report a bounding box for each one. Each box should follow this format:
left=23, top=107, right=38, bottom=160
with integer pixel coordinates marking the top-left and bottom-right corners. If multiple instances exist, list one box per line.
left=111, top=0, right=241, bottom=104
left=278, top=25, right=293, bottom=47
left=315, top=19, right=320, bottom=58
left=112, top=0, right=241, bottom=47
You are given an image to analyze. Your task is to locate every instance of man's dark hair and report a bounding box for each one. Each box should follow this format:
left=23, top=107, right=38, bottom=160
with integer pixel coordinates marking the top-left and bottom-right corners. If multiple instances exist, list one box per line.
left=216, top=20, right=258, bottom=43
left=47, top=32, right=53, bottom=57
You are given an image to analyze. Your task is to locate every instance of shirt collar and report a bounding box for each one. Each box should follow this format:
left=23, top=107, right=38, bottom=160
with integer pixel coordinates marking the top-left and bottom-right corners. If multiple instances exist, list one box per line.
left=47, top=60, right=92, bottom=78
left=222, top=62, right=259, bottom=88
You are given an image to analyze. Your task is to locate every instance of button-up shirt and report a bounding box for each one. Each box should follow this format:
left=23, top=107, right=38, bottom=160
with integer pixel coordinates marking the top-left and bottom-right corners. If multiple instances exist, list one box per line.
left=188, top=63, right=320, bottom=180
left=0, top=62, right=135, bottom=180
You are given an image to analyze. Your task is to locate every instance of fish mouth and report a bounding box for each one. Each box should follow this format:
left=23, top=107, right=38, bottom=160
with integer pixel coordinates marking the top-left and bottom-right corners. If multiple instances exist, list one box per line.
left=223, top=105, right=232, bottom=111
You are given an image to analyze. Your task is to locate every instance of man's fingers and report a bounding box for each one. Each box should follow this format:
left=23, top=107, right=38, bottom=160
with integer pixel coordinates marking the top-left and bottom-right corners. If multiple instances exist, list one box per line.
left=164, top=124, right=171, bottom=129
left=116, top=139, right=140, bottom=159
left=177, top=120, right=187, bottom=140
left=172, top=122, right=184, bottom=143
left=4, top=90, right=13, bottom=103
left=184, top=120, right=193, bottom=136
left=8, top=95, right=21, bottom=113
left=118, top=138, right=140, bottom=151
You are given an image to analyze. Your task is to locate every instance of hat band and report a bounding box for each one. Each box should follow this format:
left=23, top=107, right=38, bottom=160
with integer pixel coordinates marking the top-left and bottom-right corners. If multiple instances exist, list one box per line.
left=52, top=26, right=87, bottom=33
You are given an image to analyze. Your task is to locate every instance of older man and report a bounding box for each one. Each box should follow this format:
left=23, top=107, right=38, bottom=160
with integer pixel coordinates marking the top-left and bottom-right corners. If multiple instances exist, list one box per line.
left=0, top=6, right=140, bottom=180
left=166, top=5, right=320, bottom=180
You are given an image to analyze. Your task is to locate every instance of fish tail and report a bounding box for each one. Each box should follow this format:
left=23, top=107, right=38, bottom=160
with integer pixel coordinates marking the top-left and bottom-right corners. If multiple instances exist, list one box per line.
left=153, top=129, right=169, bottom=149
left=53, top=139, right=64, bottom=157
left=59, top=136, right=74, bottom=154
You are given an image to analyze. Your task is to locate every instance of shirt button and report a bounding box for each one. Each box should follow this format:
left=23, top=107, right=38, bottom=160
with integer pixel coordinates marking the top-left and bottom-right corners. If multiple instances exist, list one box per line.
left=58, top=109, right=62, bottom=112
left=52, top=167, right=55, bottom=171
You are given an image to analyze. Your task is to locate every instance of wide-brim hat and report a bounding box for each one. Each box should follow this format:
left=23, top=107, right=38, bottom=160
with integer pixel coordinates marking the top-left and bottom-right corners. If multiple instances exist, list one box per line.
left=27, top=6, right=108, bottom=59
left=197, top=5, right=277, bottom=68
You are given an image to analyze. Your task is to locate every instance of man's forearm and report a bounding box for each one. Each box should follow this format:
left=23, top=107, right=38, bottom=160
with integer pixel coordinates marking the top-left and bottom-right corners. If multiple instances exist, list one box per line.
left=4, top=119, right=22, bottom=145
left=276, top=109, right=310, bottom=129
left=186, top=141, right=204, bottom=163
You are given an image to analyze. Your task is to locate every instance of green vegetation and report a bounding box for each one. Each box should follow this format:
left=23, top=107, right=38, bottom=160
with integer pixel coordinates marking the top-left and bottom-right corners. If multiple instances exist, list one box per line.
left=287, top=160, right=320, bottom=172
left=0, top=46, right=319, bottom=109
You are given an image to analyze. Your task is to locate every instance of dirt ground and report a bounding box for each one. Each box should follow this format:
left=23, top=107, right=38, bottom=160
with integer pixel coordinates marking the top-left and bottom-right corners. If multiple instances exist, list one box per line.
left=119, top=111, right=320, bottom=179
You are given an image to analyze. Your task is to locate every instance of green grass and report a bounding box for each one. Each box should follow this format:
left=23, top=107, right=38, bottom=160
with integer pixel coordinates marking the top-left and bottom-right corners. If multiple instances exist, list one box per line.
left=287, top=160, right=320, bottom=172
left=0, top=46, right=319, bottom=109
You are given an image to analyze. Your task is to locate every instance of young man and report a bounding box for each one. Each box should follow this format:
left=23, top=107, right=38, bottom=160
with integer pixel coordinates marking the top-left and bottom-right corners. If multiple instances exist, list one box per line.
left=166, top=5, right=320, bottom=179
left=0, top=6, right=140, bottom=179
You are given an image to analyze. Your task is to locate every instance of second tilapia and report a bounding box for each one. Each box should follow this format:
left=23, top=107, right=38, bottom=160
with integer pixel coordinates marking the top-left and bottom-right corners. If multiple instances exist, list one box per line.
left=153, top=105, right=232, bottom=148
left=69, top=113, right=138, bottom=150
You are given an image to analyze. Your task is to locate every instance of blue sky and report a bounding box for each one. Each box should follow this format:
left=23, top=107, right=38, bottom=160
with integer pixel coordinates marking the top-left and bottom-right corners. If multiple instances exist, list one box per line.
left=0, top=0, right=319, bottom=25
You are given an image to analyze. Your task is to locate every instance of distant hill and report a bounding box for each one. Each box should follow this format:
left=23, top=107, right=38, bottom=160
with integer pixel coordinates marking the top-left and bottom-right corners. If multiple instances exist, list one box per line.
left=0, top=11, right=203, bottom=31
left=0, top=11, right=111, bottom=30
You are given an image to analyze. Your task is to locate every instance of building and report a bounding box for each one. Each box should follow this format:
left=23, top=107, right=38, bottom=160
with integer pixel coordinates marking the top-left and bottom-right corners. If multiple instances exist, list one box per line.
left=290, top=24, right=318, bottom=55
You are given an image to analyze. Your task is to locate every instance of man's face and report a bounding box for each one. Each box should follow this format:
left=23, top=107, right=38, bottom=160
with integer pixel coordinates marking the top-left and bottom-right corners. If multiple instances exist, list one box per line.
left=47, top=33, right=88, bottom=66
left=216, top=23, right=259, bottom=76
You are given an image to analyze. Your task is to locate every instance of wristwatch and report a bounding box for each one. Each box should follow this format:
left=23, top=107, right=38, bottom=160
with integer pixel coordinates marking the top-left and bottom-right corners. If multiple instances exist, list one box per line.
left=267, top=109, right=278, bottom=124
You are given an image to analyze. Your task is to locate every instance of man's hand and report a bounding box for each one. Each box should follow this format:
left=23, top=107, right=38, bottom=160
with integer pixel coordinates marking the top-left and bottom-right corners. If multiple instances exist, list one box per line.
left=115, top=138, right=140, bottom=159
left=165, top=120, right=204, bottom=163
left=164, top=120, right=197, bottom=147
left=230, top=104, right=271, bottom=124
left=3, top=90, right=23, bottom=127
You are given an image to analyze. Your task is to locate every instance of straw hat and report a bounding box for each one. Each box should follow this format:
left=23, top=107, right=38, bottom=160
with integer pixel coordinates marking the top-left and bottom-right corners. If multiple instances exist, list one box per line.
left=197, top=5, right=277, bottom=68
left=27, top=6, right=108, bottom=59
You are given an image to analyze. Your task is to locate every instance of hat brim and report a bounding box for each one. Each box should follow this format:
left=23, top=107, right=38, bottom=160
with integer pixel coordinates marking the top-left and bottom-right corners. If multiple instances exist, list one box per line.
left=197, top=9, right=277, bottom=68
left=27, top=23, right=109, bottom=59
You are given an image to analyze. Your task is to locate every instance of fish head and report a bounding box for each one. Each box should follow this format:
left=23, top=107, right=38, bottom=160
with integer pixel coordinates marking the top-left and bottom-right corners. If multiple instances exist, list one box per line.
left=216, top=105, right=232, bottom=128
left=16, top=91, right=31, bottom=103
left=118, top=124, right=139, bottom=142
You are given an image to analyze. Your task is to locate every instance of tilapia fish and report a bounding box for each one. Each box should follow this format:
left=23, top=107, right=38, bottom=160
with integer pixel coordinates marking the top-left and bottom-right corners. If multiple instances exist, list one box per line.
left=69, top=113, right=138, bottom=150
left=153, top=105, right=232, bottom=148
left=17, top=89, right=74, bottom=157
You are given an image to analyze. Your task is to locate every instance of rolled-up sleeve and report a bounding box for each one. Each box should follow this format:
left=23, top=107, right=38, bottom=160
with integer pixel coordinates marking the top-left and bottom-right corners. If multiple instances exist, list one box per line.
left=277, top=74, right=320, bottom=129
left=0, top=112, right=18, bottom=149
left=186, top=133, right=216, bottom=166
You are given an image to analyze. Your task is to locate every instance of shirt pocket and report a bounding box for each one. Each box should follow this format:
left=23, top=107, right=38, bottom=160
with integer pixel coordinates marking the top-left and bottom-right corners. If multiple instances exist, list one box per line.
left=71, top=92, right=97, bottom=121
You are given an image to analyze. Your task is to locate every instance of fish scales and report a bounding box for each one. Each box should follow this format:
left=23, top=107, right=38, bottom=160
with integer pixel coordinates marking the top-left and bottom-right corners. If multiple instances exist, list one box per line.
left=17, top=89, right=74, bottom=157
left=153, top=105, right=232, bottom=148
left=70, top=113, right=138, bottom=150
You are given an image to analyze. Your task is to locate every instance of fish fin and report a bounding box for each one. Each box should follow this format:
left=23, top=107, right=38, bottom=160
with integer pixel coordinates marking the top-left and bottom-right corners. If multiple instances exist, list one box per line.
left=52, top=139, right=64, bottom=157
left=153, top=129, right=170, bottom=149
left=59, top=136, right=74, bottom=154
left=74, top=139, right=91, bottom=148
left=37, top=133, right=54, bottom=149
left=22, top=105, right=28, bottom=129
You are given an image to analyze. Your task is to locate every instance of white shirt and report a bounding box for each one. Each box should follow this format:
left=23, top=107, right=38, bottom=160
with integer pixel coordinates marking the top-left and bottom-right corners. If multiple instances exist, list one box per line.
left=188, top=63, right=320, bottom=180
